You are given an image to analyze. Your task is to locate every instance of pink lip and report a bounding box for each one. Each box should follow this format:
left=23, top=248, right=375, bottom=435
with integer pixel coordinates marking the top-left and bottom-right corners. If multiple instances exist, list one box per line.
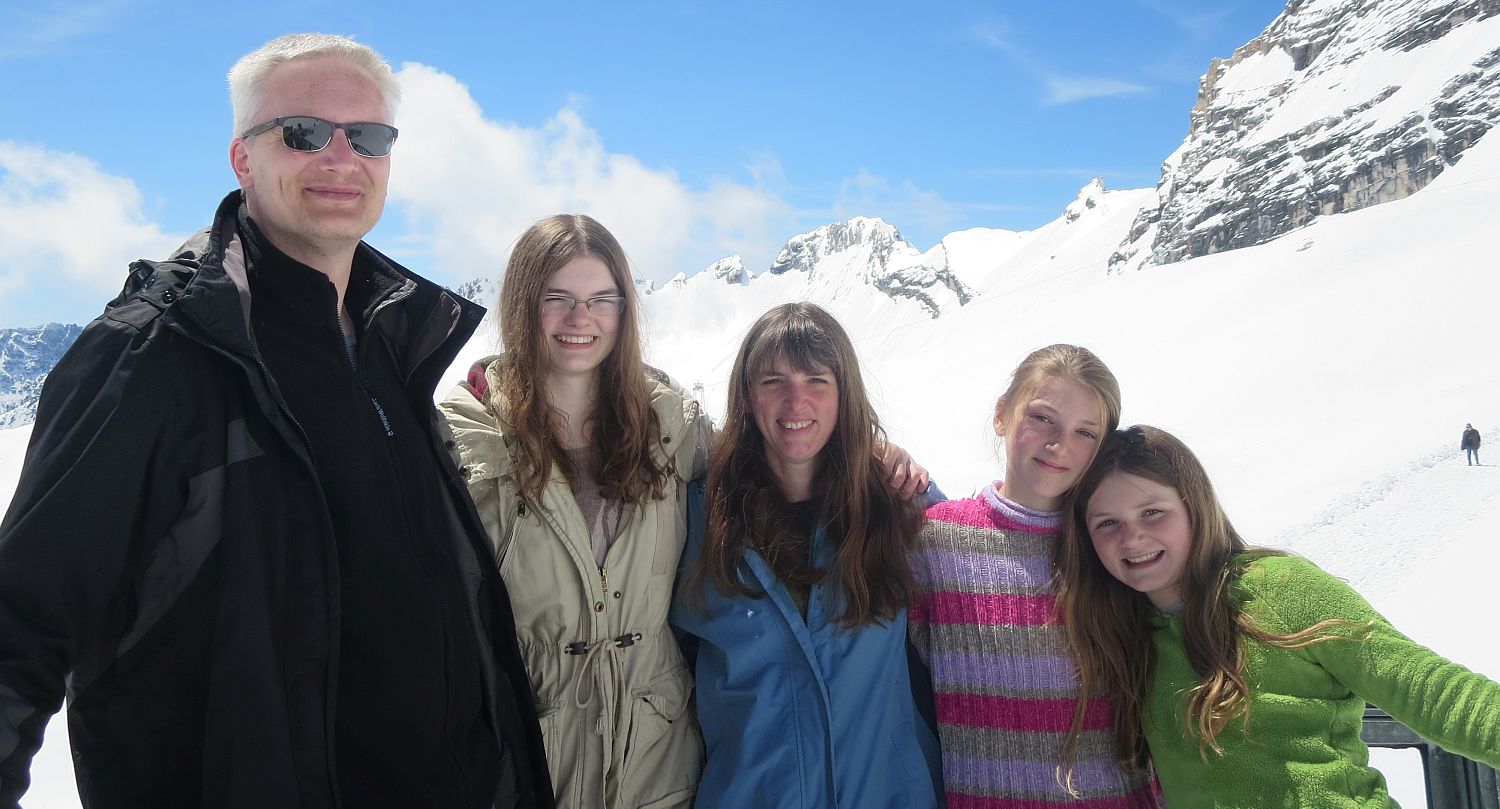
left=553, top=335, right=598, bottom=350
left=305, top=186, right=362, bottom=201
left=1033, top=457, right=1068, bottom=472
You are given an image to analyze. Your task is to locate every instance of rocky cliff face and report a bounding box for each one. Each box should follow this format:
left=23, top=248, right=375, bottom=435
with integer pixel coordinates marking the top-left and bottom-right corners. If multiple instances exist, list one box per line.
left=1112, top=0, right=1500, bottom=272
left=0, top=323, right=83, bottom=429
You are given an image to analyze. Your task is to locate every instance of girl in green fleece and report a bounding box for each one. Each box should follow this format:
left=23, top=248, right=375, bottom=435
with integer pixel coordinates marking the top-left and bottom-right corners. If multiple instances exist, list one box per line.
left=1054, top=425, right=1500, bottom=809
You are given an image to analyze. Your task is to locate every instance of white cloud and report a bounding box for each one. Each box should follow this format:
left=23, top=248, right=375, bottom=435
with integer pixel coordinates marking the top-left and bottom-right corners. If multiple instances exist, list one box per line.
left=1043, top=76, right=1151, bottom=105
left=0, top=141, right=183, bottom=297
left=965, top=19, right=1152, bottom=107
left=386, top=63, right=794, bottom=286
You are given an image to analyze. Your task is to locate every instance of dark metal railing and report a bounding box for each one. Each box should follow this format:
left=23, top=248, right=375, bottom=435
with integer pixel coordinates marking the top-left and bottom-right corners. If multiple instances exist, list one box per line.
left=1363, top=705, right=1500, bottom=809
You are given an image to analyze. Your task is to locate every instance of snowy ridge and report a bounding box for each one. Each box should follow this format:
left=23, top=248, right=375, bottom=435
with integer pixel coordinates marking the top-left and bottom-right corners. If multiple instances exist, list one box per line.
left=763, top=217, right=974, bottom=318
left=0, top=324, right=82, bottom=429
left=1112, top=0, right=1500, bottom=272
left=704, top=255, right=751, bottom=285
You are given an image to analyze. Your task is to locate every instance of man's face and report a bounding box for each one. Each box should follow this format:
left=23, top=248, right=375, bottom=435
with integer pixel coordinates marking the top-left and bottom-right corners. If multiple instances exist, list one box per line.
left=229, top=55, right=391, bottom=260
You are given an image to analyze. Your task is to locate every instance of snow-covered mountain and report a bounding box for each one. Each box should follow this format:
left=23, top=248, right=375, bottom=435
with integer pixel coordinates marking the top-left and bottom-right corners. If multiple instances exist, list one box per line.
left=1111, top=0, right=1500, bottom=272
left=0, top=324, right=81, bottom=429
left=759, top=216, right=973, bottom=318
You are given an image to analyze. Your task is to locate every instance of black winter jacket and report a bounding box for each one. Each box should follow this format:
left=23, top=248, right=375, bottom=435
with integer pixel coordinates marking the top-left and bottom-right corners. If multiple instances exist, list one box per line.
left=0, top=191, right=552, bottom=808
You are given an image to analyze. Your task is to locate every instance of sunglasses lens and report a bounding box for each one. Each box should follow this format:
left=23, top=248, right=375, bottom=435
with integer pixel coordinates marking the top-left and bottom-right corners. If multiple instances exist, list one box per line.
left=281, top=117, right=333, bottom=152
left=345, top=123, right=397, bottom=157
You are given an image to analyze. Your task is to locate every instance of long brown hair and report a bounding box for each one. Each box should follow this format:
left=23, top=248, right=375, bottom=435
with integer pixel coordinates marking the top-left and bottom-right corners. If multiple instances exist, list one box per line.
left=687, top=302, right=923, bottom=627
left=490, top=214, right=668, bottom=507
left=1056, top=425, right=1364, bottom=774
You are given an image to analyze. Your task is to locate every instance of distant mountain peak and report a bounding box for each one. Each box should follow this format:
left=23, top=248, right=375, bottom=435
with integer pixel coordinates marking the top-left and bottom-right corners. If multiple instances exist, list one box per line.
left=1063, top=178, right=1108, bottom=224
left=1, top=323, right=83, bottom=428
left=756, top=217, right=973, bottom=317
left=706, top=255, right=751, bottom=285
left=767, top=217, right=907, bottom=277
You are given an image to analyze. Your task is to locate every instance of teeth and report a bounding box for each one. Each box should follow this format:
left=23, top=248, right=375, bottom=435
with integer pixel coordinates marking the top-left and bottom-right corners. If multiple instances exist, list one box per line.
left=1126, top=551, right=1163, bottom=564
left=781, top=420, right=813, bottom=430
left=557, top=335, right=595, bottom=344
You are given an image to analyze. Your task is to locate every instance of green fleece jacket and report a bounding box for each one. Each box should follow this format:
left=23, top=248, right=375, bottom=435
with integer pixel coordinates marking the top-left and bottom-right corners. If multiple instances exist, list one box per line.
left=1146, top=554, right=1500, bottom=808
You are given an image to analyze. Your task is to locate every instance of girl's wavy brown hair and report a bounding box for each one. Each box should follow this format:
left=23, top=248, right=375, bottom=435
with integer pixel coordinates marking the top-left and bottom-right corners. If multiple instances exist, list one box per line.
left=1056, top=425, right=1364, bottom=778
left=490, top=214, right=668, bottom=507
left=685, top=302, right=923, bottom=627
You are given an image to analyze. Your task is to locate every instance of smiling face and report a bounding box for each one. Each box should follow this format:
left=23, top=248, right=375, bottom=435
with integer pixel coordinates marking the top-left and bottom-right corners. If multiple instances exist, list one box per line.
left=539, top=255, right=621, bottom=381
left=1085, top=471, right=1193, bottom=609
left=751, top=357, right=839, bottom=499
left=996, top=375, right=1105, bottom=511
left=229, top=55, right=391, bottom=261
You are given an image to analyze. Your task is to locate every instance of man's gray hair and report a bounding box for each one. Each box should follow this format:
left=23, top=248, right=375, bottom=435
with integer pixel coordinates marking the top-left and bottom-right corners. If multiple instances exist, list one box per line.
left=228, top=33, right=400, bottom=136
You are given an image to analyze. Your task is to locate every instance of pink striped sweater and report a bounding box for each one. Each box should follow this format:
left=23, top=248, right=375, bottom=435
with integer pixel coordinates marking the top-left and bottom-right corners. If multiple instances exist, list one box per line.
left=909, top=484, right=1160, bottom=809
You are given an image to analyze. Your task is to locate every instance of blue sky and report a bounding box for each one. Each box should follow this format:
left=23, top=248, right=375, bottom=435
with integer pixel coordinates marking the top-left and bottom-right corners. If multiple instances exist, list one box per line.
left=0, top=0, right=1286, bottom=327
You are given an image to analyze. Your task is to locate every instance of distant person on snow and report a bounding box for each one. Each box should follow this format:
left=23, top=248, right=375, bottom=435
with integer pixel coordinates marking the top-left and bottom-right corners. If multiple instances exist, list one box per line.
left=1057, top=425, right=1500, bottom=808
left=1463, top=423, right=1481, bottom=465
left=0, top=34, right=551, bottom=808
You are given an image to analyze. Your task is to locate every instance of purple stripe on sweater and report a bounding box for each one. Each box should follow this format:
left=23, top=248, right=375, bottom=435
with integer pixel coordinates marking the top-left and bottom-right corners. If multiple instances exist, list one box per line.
left=944, top=751, right=1129, bottom=798
left=929, top=652, right=1078, bottom=691
left=919, top=548, right=1053, bottom=588
left=981, top=483, right=1063, bottom=531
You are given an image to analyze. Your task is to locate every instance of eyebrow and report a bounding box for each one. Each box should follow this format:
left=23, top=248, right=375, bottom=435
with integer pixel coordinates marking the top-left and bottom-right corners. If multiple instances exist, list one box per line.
left=1027, top=399, right=1101, bottom=428
left=757, top=366, right=832, bottom=378
left=1087, top=496, right=1167, bottom=520
left=544, top=286, right=621, bottom=296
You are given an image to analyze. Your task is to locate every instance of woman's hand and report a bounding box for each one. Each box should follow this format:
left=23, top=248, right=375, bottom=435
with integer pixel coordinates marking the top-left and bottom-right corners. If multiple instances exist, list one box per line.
left=877, top=441, right=930, bottom=500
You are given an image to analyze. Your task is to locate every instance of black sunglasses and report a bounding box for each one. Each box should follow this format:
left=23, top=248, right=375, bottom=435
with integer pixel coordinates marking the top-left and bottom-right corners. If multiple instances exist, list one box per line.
left=241, top=116, right=399, bottom=158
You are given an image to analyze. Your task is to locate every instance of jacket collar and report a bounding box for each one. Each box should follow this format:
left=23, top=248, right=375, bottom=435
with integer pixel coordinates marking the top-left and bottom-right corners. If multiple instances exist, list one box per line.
left=131, top=190, right=484, bottom=387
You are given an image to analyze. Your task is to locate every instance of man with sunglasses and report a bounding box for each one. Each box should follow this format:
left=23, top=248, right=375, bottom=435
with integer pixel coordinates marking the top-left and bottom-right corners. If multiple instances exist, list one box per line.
left=0, top=34, right=551, bottom=809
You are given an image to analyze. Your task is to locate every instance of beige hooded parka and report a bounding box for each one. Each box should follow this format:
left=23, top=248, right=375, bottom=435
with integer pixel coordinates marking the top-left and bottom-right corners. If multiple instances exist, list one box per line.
left=438, top=357, right=712, bottom=809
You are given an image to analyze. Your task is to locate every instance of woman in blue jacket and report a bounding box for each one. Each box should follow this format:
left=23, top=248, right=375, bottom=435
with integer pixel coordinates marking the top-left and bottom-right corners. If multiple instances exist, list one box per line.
left=671, top=302, right=942, bottom=809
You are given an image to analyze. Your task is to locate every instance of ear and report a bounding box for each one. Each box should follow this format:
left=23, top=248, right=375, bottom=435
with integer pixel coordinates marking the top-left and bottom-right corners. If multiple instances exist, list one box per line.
left=992, top=398, right=1008, bottom=438
left=229, top=137, right=254, bottom=189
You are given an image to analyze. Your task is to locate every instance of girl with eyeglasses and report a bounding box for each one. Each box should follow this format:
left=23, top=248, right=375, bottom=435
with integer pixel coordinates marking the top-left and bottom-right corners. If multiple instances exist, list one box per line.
left=439, top=215, right=711, bottom=808
left=439, top=215, right=930, bottom=808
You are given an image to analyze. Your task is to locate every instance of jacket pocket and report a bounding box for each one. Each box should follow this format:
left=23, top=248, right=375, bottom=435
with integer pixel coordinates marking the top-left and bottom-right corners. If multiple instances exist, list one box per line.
left=536, top=704, right=579, bottom=807
left=619, top=666, right=701, bottom=808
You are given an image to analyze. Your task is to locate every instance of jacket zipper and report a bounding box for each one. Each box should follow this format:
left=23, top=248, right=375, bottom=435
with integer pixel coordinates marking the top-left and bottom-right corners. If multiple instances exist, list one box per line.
left=171, top=301, right=345, bottom=808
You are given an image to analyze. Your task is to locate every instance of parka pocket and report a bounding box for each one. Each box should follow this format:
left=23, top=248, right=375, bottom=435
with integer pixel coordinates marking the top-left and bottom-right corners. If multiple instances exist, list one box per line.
left=619, top=666, right=701, bottom=807
left=535, top=704, right=579, bottom=806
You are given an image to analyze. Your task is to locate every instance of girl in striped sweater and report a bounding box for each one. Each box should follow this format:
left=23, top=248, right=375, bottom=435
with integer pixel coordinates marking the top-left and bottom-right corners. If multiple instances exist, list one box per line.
left=909, top=344, right=1160, bottom=809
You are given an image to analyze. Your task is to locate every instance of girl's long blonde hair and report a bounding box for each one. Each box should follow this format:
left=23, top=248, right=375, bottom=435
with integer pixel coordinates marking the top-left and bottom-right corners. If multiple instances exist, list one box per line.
left=1056, top=425, right=1364, bottom=775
